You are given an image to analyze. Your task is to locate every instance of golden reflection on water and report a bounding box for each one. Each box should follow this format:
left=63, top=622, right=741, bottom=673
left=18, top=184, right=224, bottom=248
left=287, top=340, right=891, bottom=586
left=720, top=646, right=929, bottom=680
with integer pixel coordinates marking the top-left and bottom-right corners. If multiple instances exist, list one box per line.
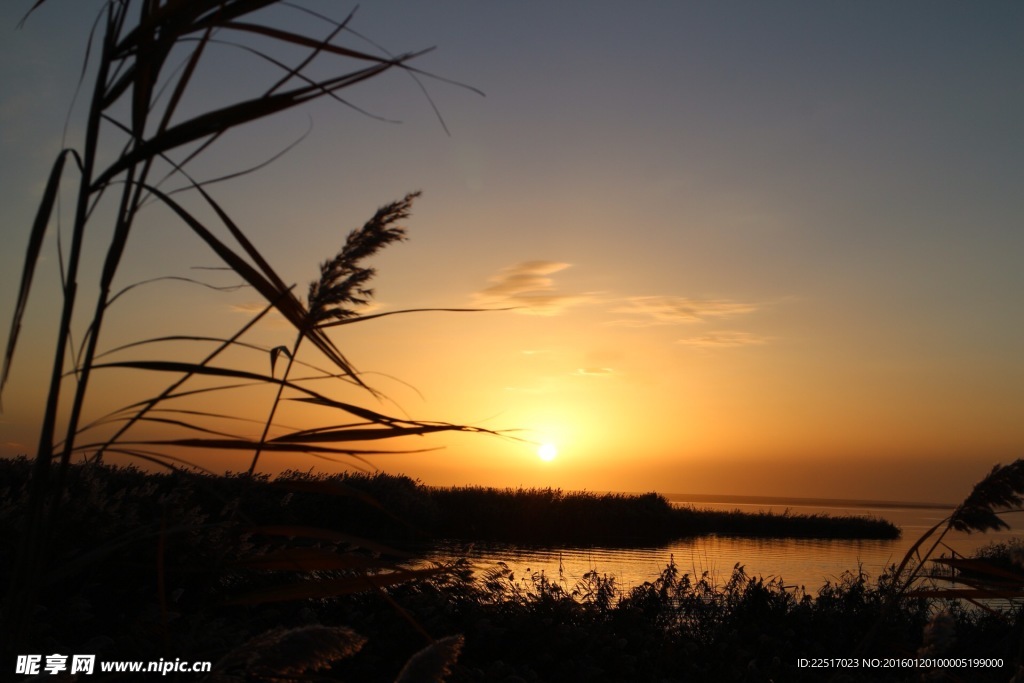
left=422, top=500, right=1023, bottom=593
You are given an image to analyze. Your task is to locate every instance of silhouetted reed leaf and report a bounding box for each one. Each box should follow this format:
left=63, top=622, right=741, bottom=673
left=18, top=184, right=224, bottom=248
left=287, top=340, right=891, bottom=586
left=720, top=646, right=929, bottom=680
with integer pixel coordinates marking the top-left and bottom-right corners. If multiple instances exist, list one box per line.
left=227, top=567, right=447, bottom=604
left=206, top=625, right=365, bottom=683
left=949, top=459, right=1024, bottom=532
left=931, top=557, right=1024, bottom=586
left=250, top=525, right=412, bottom=559
left=231, top=548, right=391, bottom=572
left=272, top=478, right=389, bottom=510
left=221, top=20, right=397, bottom=63
left=322, top=306, right=510, bottom=328
left=905, top=587, right=1024, bottom=600
left=892, top=517, right=948, bottom=581
left=269, top=345, right=291, bottom=377
left=273, top=424, right=481, bottom=443
left=395, top=635, right=465, bottom=683
left=145, top=182, right=370, bottom=389
left=111, top=437, right=437, bottom=457
left=94, top=58, right=412, bottom=190
left=1, top=149, right=80, bottom=407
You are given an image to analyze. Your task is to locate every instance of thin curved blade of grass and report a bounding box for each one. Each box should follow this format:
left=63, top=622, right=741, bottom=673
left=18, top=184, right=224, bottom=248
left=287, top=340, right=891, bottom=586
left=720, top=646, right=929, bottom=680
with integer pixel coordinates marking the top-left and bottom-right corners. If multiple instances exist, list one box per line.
left=91, top=360, right=387, bottom=423
left=90, top=382, right=266, bottom=426
left=141, top=145, right=371, bottom=395
left=118, top=416, right=251, bottom=440
left=270, top=345, right=291, bottom=376
left=226, top=566, right=447, bottom=605
left=100, top=98, right=312, bottom=200
left=321, top=306, right=515, bottom=328
left=250, top=525, right=413, bottom=559
left=17, top=0, right=48, bottom=27
left=93, top=56, right=419, bottom=190
left=231, top=548, right=395, bottom=572
left=45, top=519, right=234, bottom=585
left=77, top=407, right=277, bottom=437
left=139, top=186, right=301, bottom=318
left=272, top=477, right=387, bottom=510
left=288, top=396, right=414, bottom=426
left=272, top=424, right=491, bottom=443
left=931, top=557, right=1024, bottom=586
left=892, top=516, right=949, bottom=582
left=222, top=20, right=400, bottom=64
left=143, top=183, right=371, bottom=391
left=127, top=3, right=161, bottom=141
left=1, top=149, right=80, bottom=406
left=102, top=438, right=442, bottom=457
left=154, top=20, right=212, bottom=138
left=262, top=9, right=351, bottom=97
left=116, top=1, right=277, bottom=54
left=269, top=479, right=426, bottom=537
left=94, top=334, right=355, bottom=393
left=198, top=37, right=398, bottom=125
left=96, top=335, right=267, bottom=360
left=84, top=299, right=291, bottom=462
left=107, top=275, right=247, bottom=308
left=86, top=446, right=210, bottom=470
left=105, top=1, right=279, bottom=106
left=904, top=587, right=1024, bottom=600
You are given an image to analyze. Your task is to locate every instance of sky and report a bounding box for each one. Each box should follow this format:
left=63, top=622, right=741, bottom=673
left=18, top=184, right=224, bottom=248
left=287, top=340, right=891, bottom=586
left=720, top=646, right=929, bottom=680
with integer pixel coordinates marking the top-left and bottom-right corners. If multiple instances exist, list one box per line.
left=1, top=1, right=1022, bottom=503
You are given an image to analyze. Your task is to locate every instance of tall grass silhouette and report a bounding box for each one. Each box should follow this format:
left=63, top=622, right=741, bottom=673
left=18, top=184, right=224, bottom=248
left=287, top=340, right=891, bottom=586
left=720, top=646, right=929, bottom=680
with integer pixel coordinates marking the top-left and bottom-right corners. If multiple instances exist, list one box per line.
left=894, top=459, right=1024, bottom=605
left=1, top=1, right=489, bottom=676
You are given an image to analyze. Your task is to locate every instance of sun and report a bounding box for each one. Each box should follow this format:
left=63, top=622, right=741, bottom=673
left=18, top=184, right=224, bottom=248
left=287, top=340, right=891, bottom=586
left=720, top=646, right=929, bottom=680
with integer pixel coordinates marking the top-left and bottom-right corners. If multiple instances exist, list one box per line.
left=537, top=443, right=558, bottom=462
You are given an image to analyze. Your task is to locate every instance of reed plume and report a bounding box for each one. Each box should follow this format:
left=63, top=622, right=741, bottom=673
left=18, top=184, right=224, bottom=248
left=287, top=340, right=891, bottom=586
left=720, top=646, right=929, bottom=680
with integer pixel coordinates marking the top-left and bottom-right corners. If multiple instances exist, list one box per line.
left=205, top=625, right=367, bottom=683
left=307, top=192, right=419, bottom=326
left=949, top=459, right=1024, bottom=533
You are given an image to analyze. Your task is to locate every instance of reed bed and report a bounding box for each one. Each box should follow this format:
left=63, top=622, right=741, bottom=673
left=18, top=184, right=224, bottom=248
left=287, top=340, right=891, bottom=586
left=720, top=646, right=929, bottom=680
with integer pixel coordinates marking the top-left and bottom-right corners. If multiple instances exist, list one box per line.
left=428, top=485, right=900, bottom=543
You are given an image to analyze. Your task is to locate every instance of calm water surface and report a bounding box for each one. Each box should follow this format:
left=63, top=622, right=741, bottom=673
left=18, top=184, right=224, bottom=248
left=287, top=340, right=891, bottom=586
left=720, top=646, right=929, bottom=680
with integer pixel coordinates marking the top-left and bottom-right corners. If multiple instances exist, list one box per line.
left=419, top=495, right=1024, bottom=594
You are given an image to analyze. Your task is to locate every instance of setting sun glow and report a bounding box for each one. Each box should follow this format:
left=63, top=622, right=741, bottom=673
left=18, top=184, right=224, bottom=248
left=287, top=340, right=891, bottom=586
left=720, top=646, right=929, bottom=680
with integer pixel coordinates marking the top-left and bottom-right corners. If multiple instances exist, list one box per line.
left=537, top=443, right=558, bottom=462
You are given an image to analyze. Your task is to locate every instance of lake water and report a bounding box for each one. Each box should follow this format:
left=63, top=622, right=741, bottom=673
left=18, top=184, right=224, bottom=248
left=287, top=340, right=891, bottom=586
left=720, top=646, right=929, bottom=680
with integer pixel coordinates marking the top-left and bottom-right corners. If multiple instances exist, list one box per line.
left=419, top=494, right=1024, bottom=595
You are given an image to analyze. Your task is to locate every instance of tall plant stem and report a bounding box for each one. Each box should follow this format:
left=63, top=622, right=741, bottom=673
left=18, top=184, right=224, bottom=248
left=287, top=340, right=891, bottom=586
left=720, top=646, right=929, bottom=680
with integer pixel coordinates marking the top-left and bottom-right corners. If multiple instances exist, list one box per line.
left=3, top=0, right=123, bottom=654
left=249, top=331, right=305, bottom=475
left=57, top=150, right=159, bottom=481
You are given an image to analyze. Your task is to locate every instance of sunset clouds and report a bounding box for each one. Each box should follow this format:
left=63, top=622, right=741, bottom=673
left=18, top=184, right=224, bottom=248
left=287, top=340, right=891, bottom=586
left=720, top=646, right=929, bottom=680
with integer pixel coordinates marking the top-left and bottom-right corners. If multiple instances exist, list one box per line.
left=676, top=331, right=768, bottom=348
left=474, top=264, right=768, bottom=351
left=610, top=296, right=757, bottom=326
left=474, top=261, right=592, bottom=315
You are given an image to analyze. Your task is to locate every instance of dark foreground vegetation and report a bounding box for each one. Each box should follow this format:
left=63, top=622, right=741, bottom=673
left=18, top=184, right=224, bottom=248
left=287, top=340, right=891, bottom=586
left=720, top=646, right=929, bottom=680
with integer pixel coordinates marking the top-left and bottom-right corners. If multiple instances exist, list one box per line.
left=1, top=458, right=1020, bottom=682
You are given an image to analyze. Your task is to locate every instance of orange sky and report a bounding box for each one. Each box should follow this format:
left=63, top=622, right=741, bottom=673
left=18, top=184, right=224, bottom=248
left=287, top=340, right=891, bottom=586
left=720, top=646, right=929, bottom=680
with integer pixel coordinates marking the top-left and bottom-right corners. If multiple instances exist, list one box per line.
left=1, top=2, right=1022, bottom=503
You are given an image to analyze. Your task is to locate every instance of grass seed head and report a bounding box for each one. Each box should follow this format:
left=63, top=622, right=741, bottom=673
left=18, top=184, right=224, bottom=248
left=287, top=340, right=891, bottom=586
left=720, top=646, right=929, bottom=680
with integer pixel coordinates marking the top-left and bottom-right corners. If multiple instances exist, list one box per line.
left=307, top=191, right=419, bottom=325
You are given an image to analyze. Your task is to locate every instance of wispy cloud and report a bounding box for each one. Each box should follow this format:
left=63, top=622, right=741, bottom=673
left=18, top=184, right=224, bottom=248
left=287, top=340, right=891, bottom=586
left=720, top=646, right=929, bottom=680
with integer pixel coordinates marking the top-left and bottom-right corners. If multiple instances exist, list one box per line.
left=676, top=331, right=768, bottom=348
left=475, top=261, right=592, bottom=315
left=230, top=302, right=274, bottom=315
left=574, top=367, right=614, bottom=376
left=609, top=296, right=757, bottom=326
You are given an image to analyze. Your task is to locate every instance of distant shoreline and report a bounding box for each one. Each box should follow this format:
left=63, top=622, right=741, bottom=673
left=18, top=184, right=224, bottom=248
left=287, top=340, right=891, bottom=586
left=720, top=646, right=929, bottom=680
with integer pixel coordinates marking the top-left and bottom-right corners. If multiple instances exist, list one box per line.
left=660, top=492, right=955, bottom=511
